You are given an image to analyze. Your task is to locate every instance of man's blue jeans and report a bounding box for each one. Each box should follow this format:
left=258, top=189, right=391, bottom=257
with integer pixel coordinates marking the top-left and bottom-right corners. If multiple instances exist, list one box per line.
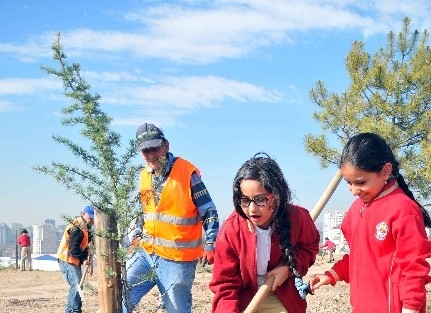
left=122, top=248, right=197, bottom=313
left=58, top=259, right=83, bottom=313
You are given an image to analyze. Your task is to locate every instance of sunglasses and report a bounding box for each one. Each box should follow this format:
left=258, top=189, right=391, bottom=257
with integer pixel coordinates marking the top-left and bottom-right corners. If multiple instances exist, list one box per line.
left=141, top=145, right=162, bottom=154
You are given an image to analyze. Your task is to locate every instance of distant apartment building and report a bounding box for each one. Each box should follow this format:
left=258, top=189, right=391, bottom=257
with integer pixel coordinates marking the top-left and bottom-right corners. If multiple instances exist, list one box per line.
left=56, top=224, right=67, bottom=241
left=32, top=223, right=57, bottom=254
left=10, top=223, right=24, bottom=238
left=0, top=223, right=12, bottom=244
left=322, top=210, right=348, bottom=251
left=44, top=219, right=56, bottom=228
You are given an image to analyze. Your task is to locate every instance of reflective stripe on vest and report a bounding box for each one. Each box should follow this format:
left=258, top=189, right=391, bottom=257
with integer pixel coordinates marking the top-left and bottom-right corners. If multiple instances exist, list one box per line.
left=57, top=220, right=89, bottom=266
left=144, top=212, right=200, bottom=225
left=140, top=157, right=203, bottom=261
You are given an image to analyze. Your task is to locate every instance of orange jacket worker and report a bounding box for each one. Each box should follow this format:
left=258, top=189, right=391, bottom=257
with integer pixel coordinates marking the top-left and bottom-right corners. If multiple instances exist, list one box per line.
left=123, top=123, right=219, bottom=313
left=57, top=205, right=94, bottom=313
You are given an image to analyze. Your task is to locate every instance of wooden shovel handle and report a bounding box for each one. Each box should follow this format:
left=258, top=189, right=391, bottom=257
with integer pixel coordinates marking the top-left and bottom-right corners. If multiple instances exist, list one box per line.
left=243, top=275, right=275, bottom=313
left=79, top=263, right=90, bottom=288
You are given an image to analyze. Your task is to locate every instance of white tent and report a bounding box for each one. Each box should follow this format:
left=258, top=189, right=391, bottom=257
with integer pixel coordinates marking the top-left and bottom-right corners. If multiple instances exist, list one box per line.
left=32, top=254, right=59, bottom=271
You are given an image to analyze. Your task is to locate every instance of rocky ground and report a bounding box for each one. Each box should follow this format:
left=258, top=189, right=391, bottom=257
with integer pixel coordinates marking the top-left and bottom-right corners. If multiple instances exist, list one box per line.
left=0, top=255, right=430, bottom=312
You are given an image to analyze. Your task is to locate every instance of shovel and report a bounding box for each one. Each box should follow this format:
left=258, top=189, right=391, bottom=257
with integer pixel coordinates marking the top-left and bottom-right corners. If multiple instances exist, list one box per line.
left=243, top=275, right=275, bottom=313
left=77, top=263, right=90, bottom=300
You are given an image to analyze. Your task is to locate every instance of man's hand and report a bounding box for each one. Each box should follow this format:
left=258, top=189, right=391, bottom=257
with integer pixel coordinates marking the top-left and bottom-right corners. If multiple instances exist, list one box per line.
left=127, top=236, right=141, bottom=255
left=200, top=250, right=214, bottom=267
left=82, top=258, right=94, bottom=275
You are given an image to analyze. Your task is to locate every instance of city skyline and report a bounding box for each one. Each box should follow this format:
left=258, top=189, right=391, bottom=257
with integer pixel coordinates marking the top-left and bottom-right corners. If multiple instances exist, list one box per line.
left=0, top=217, right=72, bottom=230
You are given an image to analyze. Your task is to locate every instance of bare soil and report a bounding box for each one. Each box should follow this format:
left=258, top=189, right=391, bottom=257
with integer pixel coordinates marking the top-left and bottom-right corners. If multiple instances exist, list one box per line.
left=0, top=256, right=430, bottom=313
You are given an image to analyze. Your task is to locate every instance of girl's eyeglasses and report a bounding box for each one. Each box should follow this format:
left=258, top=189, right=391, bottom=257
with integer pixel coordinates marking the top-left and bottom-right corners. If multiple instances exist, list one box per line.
left=239, top=195, right=273, bottom=208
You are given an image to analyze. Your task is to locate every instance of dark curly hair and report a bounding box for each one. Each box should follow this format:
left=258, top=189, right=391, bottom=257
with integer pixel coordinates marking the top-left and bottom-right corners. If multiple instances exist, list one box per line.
left=340, top=132, right=431, bottom=228
left=232, top=152, right=300, bottom=276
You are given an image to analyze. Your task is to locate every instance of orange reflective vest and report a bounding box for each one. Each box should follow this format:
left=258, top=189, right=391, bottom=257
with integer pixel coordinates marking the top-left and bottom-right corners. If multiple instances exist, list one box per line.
left=140, top=157, right=203, bottom=261
left=57, top=219, right=89, bottom=266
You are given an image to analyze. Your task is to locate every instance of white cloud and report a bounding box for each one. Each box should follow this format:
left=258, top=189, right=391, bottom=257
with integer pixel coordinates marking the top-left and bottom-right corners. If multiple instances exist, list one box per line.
left=1, top=1, right=430, bottom=64
left=1, top=0, right=429, bottom=123
left=0, top=78, right=60, bottom=95
left=0, top=33, right=56, bottom=62
left=82, top=70, right=155, bottom=83
left=104, top=75, right=282, bottom=109
left=89, top=74, right=283, bottom=126
left=0, top=73, right=282, bottom=124
left=0, top=100, right=19, bottom=112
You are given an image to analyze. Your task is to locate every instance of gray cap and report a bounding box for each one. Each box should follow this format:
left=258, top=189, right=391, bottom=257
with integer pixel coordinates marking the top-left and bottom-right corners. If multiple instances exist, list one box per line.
left=136, top=123, right=165, bottom=151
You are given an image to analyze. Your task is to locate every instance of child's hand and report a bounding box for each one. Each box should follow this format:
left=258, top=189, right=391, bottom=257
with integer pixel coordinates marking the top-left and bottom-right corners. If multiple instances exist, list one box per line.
left=266, top=266, right=290, bottom=291
left=309, top=274, right=331, bottom=291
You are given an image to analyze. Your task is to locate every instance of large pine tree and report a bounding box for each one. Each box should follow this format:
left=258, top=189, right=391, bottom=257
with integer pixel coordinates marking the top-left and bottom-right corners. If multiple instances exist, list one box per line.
left=306, top=17, right=431, bottom=203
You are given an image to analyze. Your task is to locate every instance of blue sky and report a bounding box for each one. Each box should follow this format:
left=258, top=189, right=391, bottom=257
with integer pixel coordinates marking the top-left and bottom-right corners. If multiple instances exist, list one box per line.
left=1, top=1, right=431, bottom=227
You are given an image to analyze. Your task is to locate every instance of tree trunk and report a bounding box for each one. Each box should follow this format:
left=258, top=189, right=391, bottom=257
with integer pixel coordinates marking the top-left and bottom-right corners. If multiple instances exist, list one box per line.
left=95, top=209, right=123, bottom=313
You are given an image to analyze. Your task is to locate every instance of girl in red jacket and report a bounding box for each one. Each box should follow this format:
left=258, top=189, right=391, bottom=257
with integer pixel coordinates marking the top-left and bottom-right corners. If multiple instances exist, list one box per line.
left=210, top=153, right=320, bottom=313
left=310, top=133, right=431, bottom=313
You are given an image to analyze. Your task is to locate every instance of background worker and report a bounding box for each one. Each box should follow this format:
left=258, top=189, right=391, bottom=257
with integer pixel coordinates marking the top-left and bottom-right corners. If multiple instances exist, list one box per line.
left=17, top=228, right=32, bottom=271
left=320, top=237, right=336, bottom=262
left=57, top=205, right=94, bottom=313
left=123, top=123, right=219, bottom=313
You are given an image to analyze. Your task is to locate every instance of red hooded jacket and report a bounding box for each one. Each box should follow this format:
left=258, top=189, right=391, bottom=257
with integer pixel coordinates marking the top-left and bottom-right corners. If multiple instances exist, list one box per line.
left=210, top=205, right=319, bottom=313
left=326, top=182, right=431, bottom=313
